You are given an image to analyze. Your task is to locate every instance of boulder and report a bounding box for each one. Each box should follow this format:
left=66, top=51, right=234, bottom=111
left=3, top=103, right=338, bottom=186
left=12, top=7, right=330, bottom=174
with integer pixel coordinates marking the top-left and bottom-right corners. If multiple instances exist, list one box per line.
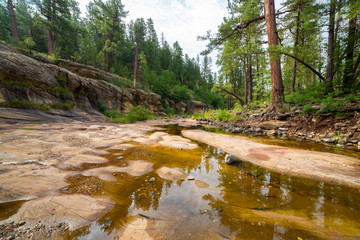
left=175, top=101, right=186, bottom=114
left=186, top=100, right=206, bottom=114
left=224, top=154, right=237, bottom=164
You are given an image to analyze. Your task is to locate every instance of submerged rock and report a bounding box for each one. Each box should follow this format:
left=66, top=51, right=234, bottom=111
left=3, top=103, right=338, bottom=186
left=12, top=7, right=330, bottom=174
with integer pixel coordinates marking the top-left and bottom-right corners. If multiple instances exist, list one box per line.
left=224, top=154, right=237, bottom=164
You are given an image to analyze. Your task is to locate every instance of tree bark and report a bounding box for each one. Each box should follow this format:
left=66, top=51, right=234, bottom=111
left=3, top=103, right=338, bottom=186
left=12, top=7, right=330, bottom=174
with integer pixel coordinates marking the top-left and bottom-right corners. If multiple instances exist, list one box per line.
left=7, top=0, right=18, bottom=40
left=342, top=14, right=357, bottom=92
left=48, top=28, right=55, bottom=56
left=133, top=45, right=139, bottom=88
left=291, top=8, right=301, bottom=93
left=105, top=33, right=113, bottom=72
left=243, top=59, right=248, bottom=104
left=325, top=0, right=336, bottom=92
left=264, top=0, right=285, bottom=109
left=247, top=54, right=253, bottom=103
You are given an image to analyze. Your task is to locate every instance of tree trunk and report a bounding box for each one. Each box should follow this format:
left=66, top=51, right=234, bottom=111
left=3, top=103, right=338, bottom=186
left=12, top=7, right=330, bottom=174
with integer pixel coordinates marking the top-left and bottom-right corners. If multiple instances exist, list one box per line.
left=291, top=8, right=301, bottom=93
left=243, top=59, right=248, bottom=104
left=180, top=71, right=184, bottom=86
left=264, top=0, right=285, bottom=109
left=325, top=0, right=336, bottom=92
left=133, top=45, right=139, bottom=88
left=105, top=34, right=113, bottom=72
left=247, top=54, right=253, bottom=103
left=342, top=14, right=357, bottom=92
left=7, top=0, right=18, bottom=40
left=48, top=29, right=55, bottom=56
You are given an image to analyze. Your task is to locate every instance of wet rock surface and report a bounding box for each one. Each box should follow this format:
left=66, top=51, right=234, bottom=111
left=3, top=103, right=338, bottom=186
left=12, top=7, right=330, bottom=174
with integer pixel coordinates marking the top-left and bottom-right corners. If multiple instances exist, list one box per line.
left=182, top=129, right=360, bottom=189
left=0, top=120, right=164, bottom=239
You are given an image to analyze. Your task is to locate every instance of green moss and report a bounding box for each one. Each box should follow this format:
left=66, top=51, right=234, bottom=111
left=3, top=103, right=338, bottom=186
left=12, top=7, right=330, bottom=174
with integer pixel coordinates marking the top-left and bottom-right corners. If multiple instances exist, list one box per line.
left=51, top=103, right=74, bottom=110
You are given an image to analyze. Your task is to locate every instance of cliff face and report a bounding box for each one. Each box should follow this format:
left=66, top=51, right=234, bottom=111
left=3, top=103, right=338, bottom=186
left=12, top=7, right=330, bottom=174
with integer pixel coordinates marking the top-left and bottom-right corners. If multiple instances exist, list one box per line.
left=0, top=45, right=164, bottom=115
left=0, top=44, right=206, bottom=119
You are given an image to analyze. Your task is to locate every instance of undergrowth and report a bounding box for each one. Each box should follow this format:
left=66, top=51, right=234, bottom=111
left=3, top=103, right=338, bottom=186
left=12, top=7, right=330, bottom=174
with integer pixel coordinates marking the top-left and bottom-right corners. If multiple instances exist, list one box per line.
left=111, top=106, right=155, bottom=123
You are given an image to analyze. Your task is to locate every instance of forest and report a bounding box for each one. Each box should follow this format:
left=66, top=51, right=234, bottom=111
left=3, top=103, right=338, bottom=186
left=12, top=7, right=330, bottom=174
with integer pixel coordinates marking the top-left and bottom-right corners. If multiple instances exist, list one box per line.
left=0, top=0, right=359, bottom=113
left=205, top=0, right=360, bottom=111
left=0, top=0, right=224, bottom=110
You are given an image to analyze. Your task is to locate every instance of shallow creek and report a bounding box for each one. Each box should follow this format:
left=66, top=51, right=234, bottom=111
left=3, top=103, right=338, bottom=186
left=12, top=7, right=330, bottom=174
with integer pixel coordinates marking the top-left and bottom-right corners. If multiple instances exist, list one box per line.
left=1, top=122, right=360, bottom=239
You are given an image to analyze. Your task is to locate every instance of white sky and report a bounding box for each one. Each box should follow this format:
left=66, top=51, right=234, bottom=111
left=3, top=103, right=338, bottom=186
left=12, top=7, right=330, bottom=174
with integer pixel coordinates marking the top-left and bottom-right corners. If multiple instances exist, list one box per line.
left=78, top=0, right=285, bottom=74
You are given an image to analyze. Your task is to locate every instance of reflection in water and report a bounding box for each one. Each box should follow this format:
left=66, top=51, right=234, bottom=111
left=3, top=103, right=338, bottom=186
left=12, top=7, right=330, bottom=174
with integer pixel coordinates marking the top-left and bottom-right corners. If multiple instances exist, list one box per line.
left=60, top=129, right=360, bottom=240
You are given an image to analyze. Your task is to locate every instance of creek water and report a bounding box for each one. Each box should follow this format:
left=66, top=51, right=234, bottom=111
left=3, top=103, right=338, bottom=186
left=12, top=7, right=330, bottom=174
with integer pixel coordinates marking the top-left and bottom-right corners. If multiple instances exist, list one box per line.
left=64, top=124, right=360, bottom=240
left=1, top=124, right=360, bottom=239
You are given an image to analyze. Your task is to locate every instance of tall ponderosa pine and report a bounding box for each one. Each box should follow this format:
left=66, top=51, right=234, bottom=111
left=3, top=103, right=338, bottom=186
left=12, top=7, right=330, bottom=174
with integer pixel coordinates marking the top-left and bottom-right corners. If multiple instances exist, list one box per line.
left=7, top=0, right=18, bottom=40
left=264, top=0, right=285, bottom=109
left=34, top=0, right=76, bottom=56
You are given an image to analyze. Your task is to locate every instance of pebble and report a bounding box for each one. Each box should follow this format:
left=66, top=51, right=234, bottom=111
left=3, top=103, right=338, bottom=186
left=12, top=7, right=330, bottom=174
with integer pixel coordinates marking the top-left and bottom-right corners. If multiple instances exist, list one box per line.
left=117, top=156, right=124, bottom=160
left=187, top=176, right=195, bottom=180
left=149, top=177, right=156, bottom=182
left=135, top=177, right=140, bottom=180
left=322, top=138, right=335, bottom=143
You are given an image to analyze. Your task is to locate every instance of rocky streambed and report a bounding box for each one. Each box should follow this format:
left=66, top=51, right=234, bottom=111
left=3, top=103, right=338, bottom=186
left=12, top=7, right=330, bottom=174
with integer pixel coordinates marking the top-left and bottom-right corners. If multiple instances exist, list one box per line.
left=0, top=118, right=359, bottom=239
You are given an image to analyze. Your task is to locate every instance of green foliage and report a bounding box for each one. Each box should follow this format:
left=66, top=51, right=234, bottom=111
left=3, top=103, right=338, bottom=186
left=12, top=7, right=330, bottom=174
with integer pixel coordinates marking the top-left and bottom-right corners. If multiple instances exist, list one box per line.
left=111, top=106, right=155, bottom=123
left=287, top=84, right=359, bottom=115
left=51, top=86, right=72, bottom=96
left=332, top=131, right=342, bottom=144
left=214, top=109, right=232, bottom=121
left=164, top=107, right=175, bottom=116
left=191, top=113, right=204, bottom=119
left=23, top=37, right=35, bottom=52
left=97, top=98, right=108, bottom=114
left=103, top=109, right=121, bottom=118
left=0, top=79, right=31, bottom=88
left=172, top=85, right=190, bottom=103
left=301, top=104, right=316, bottom=115
left=0, top=99, right=50, bottom=110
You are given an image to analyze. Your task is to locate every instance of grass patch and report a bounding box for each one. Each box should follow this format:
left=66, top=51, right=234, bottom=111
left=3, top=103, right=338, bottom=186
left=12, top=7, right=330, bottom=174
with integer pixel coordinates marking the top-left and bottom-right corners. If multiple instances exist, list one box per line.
left=0, top=99, right=50, bottom=110
left=191, top=113, right=204, bottom=119
left=0, top=79, right=32, bottom=88
left=51, top=86, right=73, bottom=96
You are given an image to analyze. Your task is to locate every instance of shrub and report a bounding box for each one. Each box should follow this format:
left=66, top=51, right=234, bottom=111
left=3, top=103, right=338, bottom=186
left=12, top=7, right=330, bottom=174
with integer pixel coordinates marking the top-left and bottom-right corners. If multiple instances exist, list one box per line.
left=191, top=113, right=204, bottom=119
left=214, top=109, right=232, bottom=121
left=301, top=104, right=316, bottom=115
left=103, top=109, right=121, bottom=118
left=97, top=98, right=108, bottom=113
left=164, top=107, right=175, bottom=116
left=111, top=106, right=155, bottom=123
left=172, top=85, right=191, bottom=103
